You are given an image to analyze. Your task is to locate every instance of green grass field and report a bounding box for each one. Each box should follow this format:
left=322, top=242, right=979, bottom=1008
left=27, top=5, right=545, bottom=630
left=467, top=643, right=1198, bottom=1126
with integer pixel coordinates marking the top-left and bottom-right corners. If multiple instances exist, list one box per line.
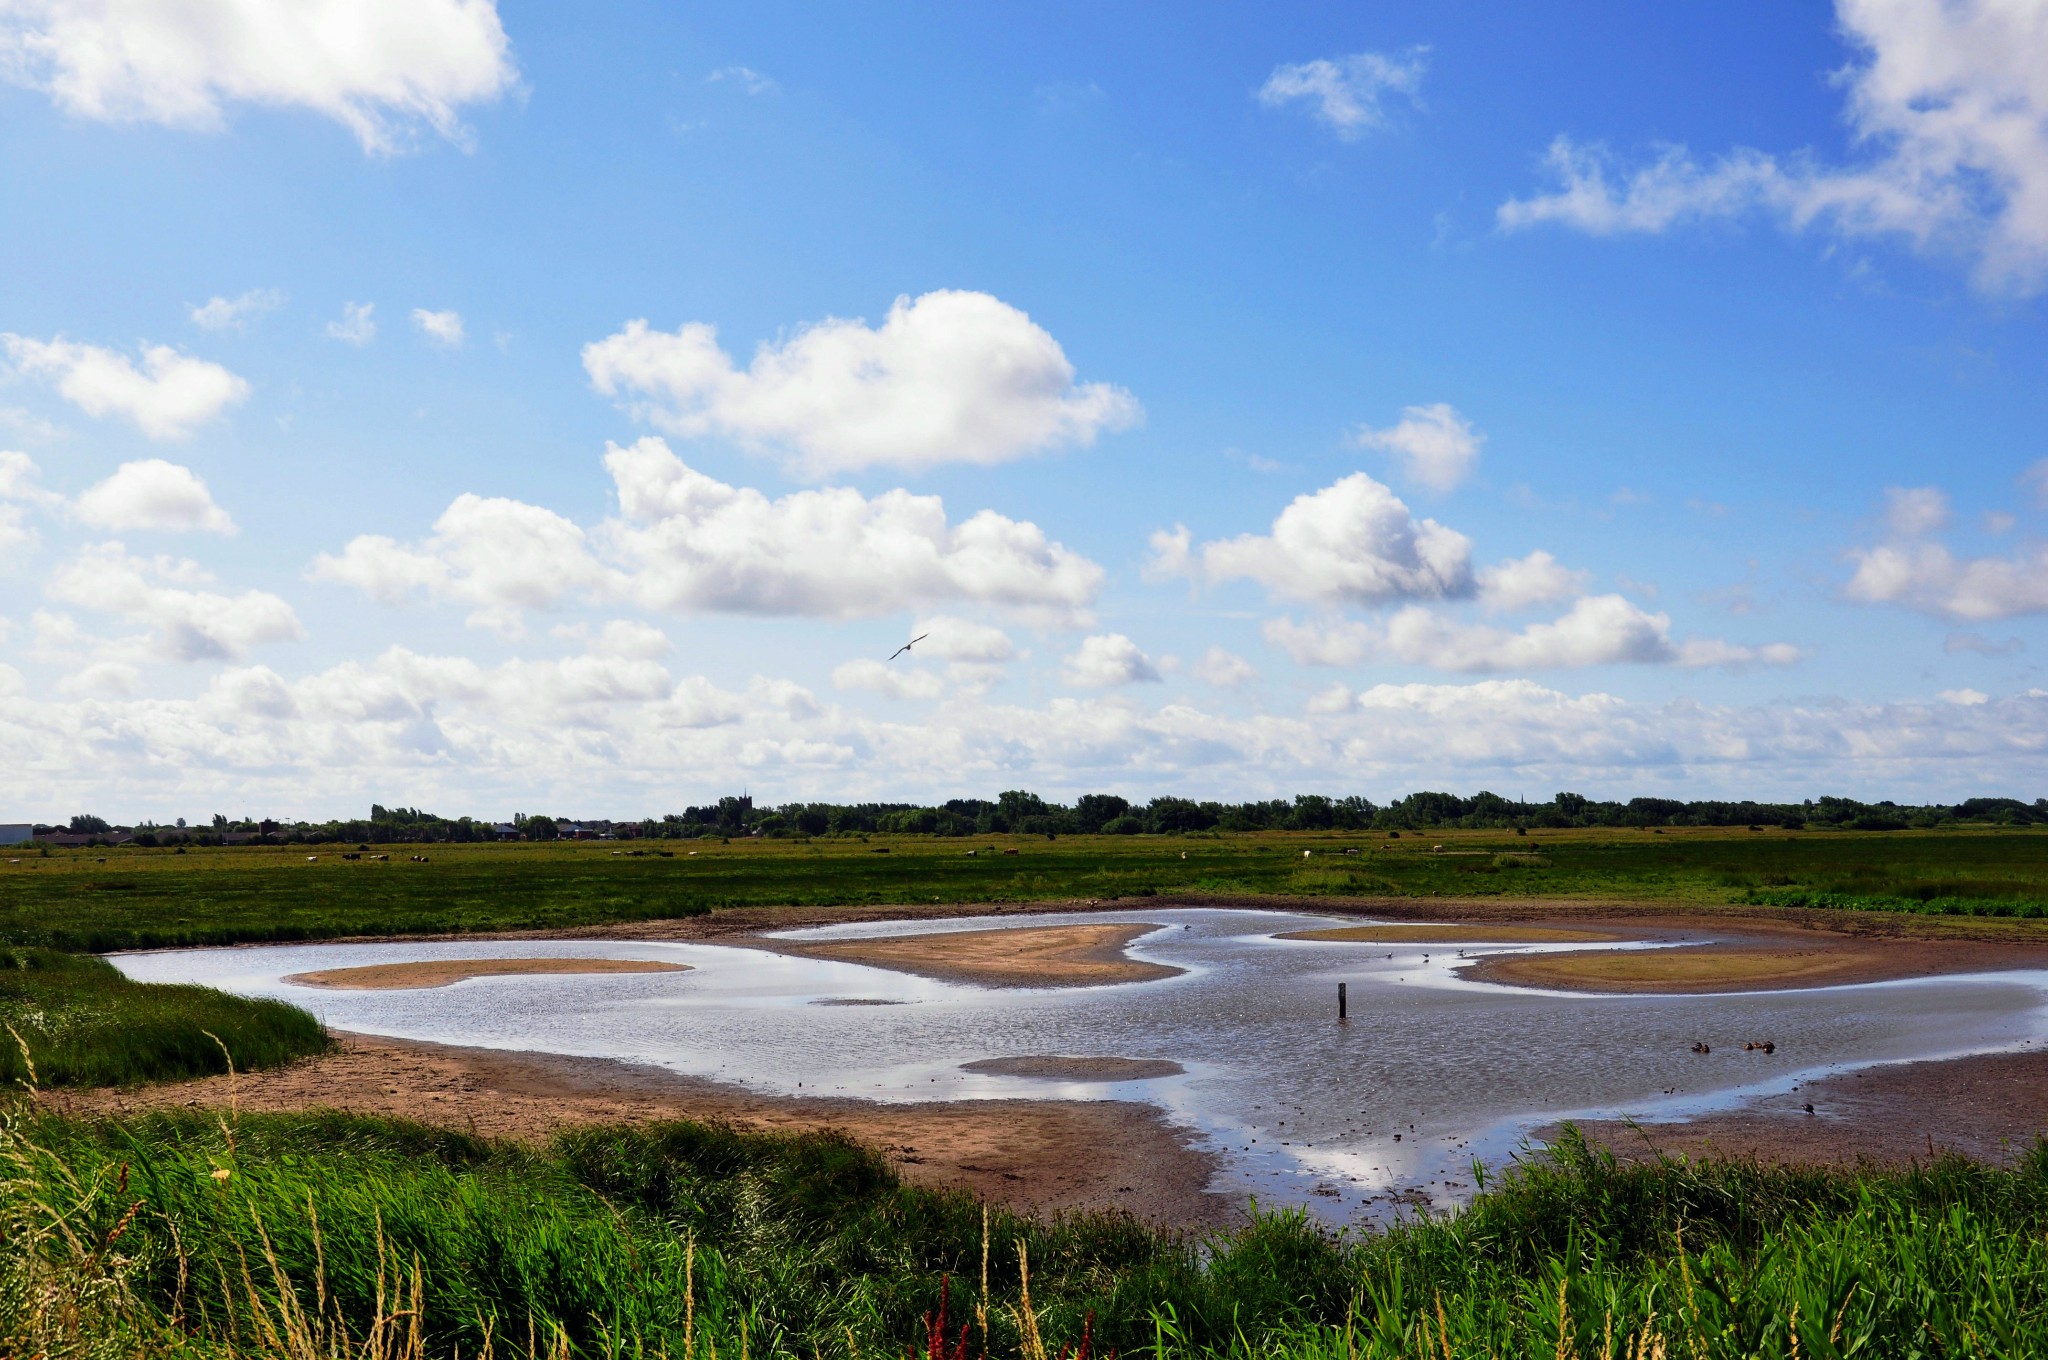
left=6, top=825, right=2048, bottom=951
left=7, top=1105, right=2046, bottom=1359
left=0, top=946, right=328, bottom=1088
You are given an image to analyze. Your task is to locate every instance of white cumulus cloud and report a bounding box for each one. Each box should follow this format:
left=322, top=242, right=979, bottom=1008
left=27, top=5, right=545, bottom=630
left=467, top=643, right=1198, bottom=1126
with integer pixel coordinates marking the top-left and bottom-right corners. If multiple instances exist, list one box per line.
left=190, top=288, right=284, bottom=331
left=1498, top=0, right=2048, bottom=293
left=2, top=335, right=249, bottom=439
left=327, top=302, right=376, bottom=345
left=1846, top=484, right=2048, bottom=621
left=1265, top=596, right=1798, bottom=673
left=1354, top=403, right=1483, bottom=492
left=47, top=543, right=302, bottom=660
left=1192, top=646, right=1257, bottom=689
left=412, top=308, right=465, bottom=347
left=1062, top=633, right=1161, bottom=688
left=582, top=290, right=1140, bottom=477
left=312, top=438, right=1105, bottom=628
left=0, top=0, right=518, bottom=154
left=832, top=658, right=945, bottom=701
left=1257, top=48, right=1427, bottom=139
left=74, top=459, right=235, bottom=534
left=1157, top=472, right=1474, bottom=606
left=1477, top=550, right=1591, bottom=612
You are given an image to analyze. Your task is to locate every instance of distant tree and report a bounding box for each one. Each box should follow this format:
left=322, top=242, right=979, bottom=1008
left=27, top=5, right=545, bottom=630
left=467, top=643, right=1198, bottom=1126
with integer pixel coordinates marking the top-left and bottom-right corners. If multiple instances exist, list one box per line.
left=1073, top=794, right=1130, bottom=833
left=68, top=814, right=110, bottom=833
left=524, top=816, right=559, bottom=841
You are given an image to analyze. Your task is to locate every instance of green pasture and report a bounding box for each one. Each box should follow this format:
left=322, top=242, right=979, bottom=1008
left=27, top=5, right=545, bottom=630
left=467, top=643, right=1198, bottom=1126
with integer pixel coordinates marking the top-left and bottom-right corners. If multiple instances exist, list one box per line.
left=7, top=825, right=2048, bottom=952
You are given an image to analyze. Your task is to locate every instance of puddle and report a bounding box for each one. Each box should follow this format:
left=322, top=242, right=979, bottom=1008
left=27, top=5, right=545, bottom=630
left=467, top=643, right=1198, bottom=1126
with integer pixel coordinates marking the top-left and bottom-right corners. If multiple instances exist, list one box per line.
left=113, top=907, right=2048, bottom=1226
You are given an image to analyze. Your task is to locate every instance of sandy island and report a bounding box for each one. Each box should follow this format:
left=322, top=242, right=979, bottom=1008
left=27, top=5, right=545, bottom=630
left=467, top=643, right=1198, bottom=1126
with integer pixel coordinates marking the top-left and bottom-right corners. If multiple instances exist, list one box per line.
left=48, top=1034, right=1231, bottom=1228
left=1279, top=923, right=1622, bottom=944
left=1460, top=945, right=1906, bottom=994
left=759, top=921, right=1181, bottom=988
left=285, top=958, right=690, bottom=990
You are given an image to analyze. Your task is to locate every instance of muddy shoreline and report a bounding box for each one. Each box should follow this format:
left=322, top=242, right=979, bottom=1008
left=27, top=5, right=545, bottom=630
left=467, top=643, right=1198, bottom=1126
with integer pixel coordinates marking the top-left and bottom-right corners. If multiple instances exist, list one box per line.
left=49, top=1031, right=1236, bottom=1229
left=1563, top=1045, right=2048, bottom=1168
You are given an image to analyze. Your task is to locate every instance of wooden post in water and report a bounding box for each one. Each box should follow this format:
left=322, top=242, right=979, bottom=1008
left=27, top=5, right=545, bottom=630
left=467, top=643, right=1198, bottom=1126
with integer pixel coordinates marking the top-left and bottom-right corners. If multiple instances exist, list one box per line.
left=1337, top=981, right=1347, bottom=1022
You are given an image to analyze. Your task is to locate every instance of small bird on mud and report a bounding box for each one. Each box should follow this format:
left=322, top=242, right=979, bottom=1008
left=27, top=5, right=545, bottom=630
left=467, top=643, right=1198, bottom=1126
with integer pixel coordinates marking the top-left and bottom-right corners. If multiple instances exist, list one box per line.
left=888, top=633, right=929, bottom=661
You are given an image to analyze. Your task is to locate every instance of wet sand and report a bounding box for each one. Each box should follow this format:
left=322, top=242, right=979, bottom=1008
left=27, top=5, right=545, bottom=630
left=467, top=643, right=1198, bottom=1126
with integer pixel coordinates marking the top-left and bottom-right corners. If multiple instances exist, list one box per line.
left=286, top=958, right=689, bottom=990
left=1280, top=923, right=1621, bottom=944
left=760, top=921, right=1182, bottom=988
left=1462, top=945, right=1904, bottom=993
left=1563, top=1047, right=2048, bottom=1168
left=960, top=1056, right=1186, bottom=1081
left=48, top=1033, right=1233, bottom=1228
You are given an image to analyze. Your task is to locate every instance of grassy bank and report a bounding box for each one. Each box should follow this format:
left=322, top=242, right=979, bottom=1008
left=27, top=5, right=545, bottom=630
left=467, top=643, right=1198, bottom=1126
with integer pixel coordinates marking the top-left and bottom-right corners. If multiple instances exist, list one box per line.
left=0, top=947, right=328, bottom=1088
left=7, top=826, right=2048, bottom=951
left=7, top=1105, right=2046, bottom=1359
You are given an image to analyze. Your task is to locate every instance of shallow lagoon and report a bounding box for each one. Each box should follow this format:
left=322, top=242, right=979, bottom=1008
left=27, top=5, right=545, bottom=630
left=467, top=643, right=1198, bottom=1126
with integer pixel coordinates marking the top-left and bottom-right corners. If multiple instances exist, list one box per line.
left=115, top=907, right=2048, bottom=1221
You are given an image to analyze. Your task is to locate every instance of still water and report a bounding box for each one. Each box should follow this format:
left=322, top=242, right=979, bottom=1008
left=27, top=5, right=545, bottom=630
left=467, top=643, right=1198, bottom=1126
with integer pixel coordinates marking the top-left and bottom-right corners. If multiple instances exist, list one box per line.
left=114, top=907, right=2048, bottom=1221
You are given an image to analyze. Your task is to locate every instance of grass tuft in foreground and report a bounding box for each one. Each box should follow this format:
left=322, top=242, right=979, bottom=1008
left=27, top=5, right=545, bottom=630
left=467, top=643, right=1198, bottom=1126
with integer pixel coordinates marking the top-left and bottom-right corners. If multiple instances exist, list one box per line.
left=6, top=1103, right=2048, bottom=1358
left=0, top=946, right=328, bottom=1088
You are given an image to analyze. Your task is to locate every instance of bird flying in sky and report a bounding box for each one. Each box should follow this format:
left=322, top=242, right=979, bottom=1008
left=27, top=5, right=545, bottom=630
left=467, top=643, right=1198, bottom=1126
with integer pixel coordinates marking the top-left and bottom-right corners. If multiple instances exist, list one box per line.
left=889, top=633, right=929, bottom=661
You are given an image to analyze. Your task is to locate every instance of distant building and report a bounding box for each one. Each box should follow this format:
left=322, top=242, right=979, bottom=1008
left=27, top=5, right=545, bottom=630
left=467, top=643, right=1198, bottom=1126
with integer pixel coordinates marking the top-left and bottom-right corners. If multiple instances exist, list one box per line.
left=493, top=822, right=521, bottom=840
left=0, top=824, right=30, bottom=846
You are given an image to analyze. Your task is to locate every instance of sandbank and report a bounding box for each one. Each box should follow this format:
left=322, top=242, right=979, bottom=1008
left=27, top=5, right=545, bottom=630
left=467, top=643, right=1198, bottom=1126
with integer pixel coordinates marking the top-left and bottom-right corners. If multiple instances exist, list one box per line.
left=760, top=921, right=1181, bottom=987
left=49, top=1033, right=1230, bottom=1227
left=1279, top=923, right=1622, bottom=944
left=285, top=957, right=689, bottom=990
left=1460, top=945, right=1905, bottom=993
left=961, top=1056, right=1184, bottom=1081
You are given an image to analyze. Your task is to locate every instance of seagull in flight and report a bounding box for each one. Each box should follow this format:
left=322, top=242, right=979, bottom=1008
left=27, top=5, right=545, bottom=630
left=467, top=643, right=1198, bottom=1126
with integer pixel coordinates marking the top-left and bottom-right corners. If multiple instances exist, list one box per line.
left=888, top=633, right=929, bottom=661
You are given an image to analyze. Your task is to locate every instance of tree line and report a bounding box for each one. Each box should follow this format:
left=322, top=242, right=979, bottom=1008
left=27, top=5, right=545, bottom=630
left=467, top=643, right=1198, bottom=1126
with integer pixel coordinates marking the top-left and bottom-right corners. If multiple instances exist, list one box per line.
left=44, top=790, right=2048, bottom=846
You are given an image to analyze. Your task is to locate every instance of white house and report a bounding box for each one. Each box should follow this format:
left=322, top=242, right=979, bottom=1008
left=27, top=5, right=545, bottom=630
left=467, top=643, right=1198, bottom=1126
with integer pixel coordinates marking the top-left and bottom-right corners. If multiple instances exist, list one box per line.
left=0, top=824, right=32, bottom=846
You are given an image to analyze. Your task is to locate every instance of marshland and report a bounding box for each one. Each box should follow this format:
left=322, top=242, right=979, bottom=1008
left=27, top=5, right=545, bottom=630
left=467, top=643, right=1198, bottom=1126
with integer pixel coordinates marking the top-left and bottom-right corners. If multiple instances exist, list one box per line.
left=9, top=826, right=2048, bottom=1356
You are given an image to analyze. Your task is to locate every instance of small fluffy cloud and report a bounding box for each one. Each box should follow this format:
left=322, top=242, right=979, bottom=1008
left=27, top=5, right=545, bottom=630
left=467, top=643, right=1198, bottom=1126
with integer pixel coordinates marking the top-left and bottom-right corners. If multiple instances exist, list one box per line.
left=0, top=0, right=518, bottom=154
left=1265, top=596, right=1798, bottom=673
left=1477, top=550, right=1590, bottom=612
left=47, top=543, right=302, bottom=661
left=1257, top=48, right=1427, bottom=139
left=910, top=616, right=1018, bottom=664
left=327, top=303, right=377, bottom=345
left=1884, top=486, right=1952, bottom=537
left=1158, top=472, right=1474, bottom=606
left=74, top=460, right=235, bottom=534
left=583, top=291, right=1140, bottom=477
left=1061, top=633, right=1161, bottom=688
left=311, top=492, right=613, bottom=635
left=313, top=438, right=1104, bottom=627
left=2, top=335, right=249, bottom=439
left=412, top=308, right=465, bottom=347
left=1354, top=403, right=1481, bottom=492
left=832, top=658, right=945, bottom=701
left=190, top=288, right=284, bottom=331
left=1846, top=485, right=2048, bottom=621
left=1192, top=646, right=1256, bottom=689
left=1498, top=0, right=2048, bottom=293
left=707, top=66, right=777, bottom=95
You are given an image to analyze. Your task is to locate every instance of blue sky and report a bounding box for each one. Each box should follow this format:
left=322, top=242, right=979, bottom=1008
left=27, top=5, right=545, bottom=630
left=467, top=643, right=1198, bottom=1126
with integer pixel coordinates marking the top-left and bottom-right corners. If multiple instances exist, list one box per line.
left=2, top=0, right=2046, bottom=820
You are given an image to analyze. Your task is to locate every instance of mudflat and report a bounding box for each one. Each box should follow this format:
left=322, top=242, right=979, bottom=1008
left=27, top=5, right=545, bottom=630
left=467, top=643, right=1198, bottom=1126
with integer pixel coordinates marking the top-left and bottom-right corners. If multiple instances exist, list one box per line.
left=1279, top=923, right=1622, bottom=944
left=758, top=921, right=1182, bottom=987
left=285, top=958, right=690, bottom=990
left=48, top=1033, right=1231, bottom=1227
left=1565, top=1047, right=2048, bottom=1168
left=960, top=1056, right=1185, bottom=1081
